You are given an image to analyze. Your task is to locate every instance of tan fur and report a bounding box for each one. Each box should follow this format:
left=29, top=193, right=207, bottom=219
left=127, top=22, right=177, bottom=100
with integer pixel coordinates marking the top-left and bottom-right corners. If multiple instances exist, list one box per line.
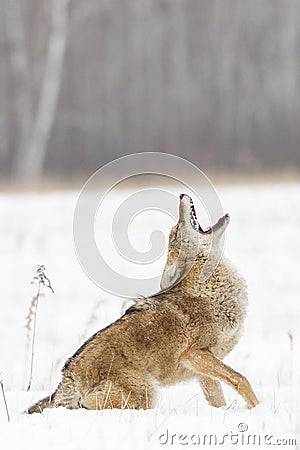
left=26, top=194, right=258, bottom=413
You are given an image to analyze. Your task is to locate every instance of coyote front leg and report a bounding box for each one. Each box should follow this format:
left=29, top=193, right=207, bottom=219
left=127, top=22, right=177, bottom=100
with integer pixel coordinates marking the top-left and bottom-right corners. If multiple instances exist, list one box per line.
left=182, top=349, right=259, bottom=409
left=197, top=375, right=226, bottom=408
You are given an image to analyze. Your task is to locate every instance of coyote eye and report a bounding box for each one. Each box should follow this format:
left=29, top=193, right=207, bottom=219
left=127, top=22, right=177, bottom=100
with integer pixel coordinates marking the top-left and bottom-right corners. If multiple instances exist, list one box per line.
left=171, top=224, right=181, bottom=244
left=169, top=224, right=179, bottom=244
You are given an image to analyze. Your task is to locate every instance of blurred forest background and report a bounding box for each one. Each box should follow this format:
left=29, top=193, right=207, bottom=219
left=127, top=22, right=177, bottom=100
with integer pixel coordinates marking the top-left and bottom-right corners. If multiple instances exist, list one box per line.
left=0, top=0, right=300, bottom=184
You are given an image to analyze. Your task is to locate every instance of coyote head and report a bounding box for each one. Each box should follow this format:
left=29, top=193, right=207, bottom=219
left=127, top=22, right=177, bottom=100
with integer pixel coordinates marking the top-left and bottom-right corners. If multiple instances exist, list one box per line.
left=160, top=194, right=230, bottom=291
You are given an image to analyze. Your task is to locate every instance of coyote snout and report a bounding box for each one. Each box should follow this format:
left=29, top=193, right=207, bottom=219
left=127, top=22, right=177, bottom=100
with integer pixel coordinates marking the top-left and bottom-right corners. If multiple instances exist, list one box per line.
left=26, top=194, right=258, bottom=414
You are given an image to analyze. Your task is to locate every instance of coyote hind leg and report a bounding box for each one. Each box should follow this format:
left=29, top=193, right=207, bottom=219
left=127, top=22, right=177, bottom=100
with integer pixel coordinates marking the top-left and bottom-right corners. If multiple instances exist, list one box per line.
left=82, top=380, right=155, bottom=410
left=198, top=375, right=226, bottom=408
left=182, top=349, right=258, bottom=409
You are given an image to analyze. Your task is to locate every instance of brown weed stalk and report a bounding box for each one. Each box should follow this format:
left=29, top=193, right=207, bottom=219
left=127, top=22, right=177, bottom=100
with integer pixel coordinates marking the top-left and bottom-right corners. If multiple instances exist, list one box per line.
left=0, top=374, right=10, bottom=422
left=25, top=265, right=54, bottom=391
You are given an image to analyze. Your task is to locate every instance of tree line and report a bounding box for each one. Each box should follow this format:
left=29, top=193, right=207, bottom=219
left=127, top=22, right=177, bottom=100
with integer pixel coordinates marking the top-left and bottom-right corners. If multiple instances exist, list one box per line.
left=0, top=0, right=299, bottom=182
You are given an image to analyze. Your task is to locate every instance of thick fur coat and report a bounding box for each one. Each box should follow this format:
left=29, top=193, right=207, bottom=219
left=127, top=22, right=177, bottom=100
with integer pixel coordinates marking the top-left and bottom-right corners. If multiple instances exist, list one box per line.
left=27, top=194, right=258, bottom=413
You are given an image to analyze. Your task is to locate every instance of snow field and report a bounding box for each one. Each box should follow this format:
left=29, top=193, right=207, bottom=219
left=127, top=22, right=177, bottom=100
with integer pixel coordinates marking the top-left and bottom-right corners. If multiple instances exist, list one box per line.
left=0, top=183, right=299, bottom=449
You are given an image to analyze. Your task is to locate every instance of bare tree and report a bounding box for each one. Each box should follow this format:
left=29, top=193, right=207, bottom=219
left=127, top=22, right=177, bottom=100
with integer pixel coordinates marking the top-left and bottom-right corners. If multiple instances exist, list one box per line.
left=13, top=0, right=71, bottom=182
left=3, top=0, right=32, bottom=173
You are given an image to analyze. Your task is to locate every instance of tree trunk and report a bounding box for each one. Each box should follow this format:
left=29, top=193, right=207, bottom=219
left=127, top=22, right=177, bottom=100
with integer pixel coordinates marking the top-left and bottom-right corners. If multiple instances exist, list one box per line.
left=14, top=0, right=71, bottom=183
left=4, top=0, right=32, bottom=174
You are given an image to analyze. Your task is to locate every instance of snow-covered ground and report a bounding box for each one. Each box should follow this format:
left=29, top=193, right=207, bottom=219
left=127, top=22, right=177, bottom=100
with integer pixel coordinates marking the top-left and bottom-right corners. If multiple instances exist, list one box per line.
left=0, top=183, right=299, bottom=449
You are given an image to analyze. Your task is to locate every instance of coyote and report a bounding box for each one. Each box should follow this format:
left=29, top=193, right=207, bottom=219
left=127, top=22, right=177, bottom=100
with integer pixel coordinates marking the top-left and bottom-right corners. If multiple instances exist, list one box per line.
left=26, top=194, right=258, bottom=413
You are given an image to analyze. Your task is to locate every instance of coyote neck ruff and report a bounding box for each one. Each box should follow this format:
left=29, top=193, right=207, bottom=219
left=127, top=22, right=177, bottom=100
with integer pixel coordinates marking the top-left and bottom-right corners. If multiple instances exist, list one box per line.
left=27, top=194, right=258, bottom=414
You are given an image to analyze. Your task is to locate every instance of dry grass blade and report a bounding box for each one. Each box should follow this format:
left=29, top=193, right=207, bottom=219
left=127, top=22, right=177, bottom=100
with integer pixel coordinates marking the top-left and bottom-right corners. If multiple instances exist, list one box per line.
left=0, top=374, right=10, bottom=422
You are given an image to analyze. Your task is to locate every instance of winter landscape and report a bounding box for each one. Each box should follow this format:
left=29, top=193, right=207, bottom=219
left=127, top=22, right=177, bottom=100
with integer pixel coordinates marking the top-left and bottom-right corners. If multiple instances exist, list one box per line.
left=0, top=182, right=299, bottom=449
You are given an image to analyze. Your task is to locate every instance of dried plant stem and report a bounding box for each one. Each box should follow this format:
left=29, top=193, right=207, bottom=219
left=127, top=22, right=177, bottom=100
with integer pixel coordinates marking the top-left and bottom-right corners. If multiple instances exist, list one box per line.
left=26, top=265, right=54, bottom=391
left=0, top=378, right=10, bottom=422
left=288, top=330, right=294, bottom=431
left=26, top=287, right=41, bottom=392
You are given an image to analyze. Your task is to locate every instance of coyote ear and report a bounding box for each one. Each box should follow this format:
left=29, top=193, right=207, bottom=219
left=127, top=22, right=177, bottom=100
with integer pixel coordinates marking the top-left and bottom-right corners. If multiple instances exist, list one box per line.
left=160, top=264, right=176, bottom=290
left=160, top=254, right=194, bottom=291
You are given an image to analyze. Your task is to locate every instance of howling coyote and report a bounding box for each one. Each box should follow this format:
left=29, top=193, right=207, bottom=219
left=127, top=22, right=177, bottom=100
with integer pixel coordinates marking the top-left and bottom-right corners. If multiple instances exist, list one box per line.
left=27, top=194, right=258, bottom=413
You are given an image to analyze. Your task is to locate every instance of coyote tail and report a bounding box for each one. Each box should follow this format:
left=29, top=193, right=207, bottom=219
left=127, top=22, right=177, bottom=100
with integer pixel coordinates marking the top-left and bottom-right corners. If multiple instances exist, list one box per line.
left=26, top=393, right=55, bottom=414
left=25, top=380, right=80, bottom=414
